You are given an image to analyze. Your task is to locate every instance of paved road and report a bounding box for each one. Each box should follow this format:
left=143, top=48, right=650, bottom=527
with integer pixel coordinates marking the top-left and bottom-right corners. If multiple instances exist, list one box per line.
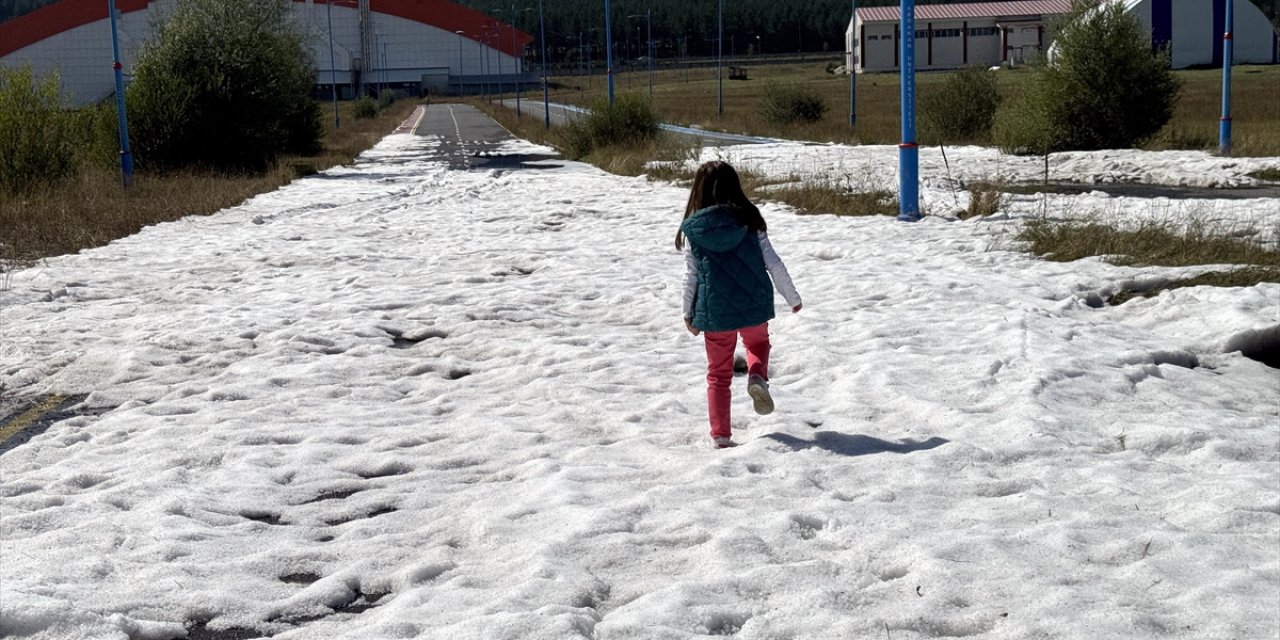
left=410, top=103, right=563, bottom=171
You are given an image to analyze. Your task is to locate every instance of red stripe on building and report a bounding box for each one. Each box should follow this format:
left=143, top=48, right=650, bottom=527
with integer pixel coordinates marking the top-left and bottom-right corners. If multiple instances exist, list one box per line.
left=2, top=0, right=532, bottom=59
left=1, top=0, right=149, bottom=58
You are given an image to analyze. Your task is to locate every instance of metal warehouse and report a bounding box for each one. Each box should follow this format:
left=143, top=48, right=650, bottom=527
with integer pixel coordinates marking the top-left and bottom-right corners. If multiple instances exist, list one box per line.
left=846, top=0, right=1279, bottom=73
left=0, top=0, right=534, bottom=107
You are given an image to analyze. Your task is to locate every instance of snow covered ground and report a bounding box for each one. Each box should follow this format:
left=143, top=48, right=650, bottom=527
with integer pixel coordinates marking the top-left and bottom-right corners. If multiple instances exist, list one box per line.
left=1, top=131, right=1277, bottom=640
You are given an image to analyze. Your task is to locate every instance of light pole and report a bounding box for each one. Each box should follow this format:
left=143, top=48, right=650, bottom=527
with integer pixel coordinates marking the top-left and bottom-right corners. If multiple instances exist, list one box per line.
left=512, top=6, right=534, bottom=117
left=717, top=0, right=724, bottom=116
left=513, top=6, right=521, bottom=116
left=496, top=23, right=504, bottom=102
left=604, top=0, right=615, bottom=105
left=540, top=0, right=550, bottom=128
left=107, top=0, right=132, bottom=187
left=1219, top=0, right=1233, bottom=155
left=849, top=0, right=856, bottom=128
left=898, top=0, right=920, bottom=222
left=646, top=9, right=653, bottom=99
left=456, top=30, right=466, bottom=96
left=326, top=0, right=340, bottom=128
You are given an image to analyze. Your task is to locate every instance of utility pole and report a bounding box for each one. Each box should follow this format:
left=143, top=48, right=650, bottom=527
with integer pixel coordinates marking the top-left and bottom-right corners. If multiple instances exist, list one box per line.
left=605, top=0, right=616, bottom=105
left=1219, top=0, right=1233, bottom=155
left=717, top=0, right=724, bottom=116
left=849, top=0, right=856, bottom=128
left=327, top=0, right=340, bottom=128
left=107, top=0, right=133, bottom=187
left=898, top=0, right=920, bottom=222
left=540, top=0, right=550, bottom=128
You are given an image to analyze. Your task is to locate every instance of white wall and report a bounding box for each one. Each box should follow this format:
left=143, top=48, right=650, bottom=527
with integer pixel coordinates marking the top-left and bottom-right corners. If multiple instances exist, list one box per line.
left=1, top=3, right=523, bottom=106
left=0, top=9, right=150, bottom=105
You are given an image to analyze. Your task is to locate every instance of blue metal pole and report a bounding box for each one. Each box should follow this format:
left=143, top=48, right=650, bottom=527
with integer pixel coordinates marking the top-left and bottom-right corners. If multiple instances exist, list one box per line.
left=849, top=0, right=856, bottom=128
left=540, top=0, right=550, bottom=129
left=513, top=5, right=521, bottom=117
left=605, top=0, right=615, bottom=105
left=1219, top=0, right=1233, bottom=155
left=717, top=0, right=724, bottom=116
left=457, top=31, right=465, bottom=96
left=107, top=0, right=133, bottom=187
left=647, top=9, right=653, bottom=100
left=897, top=0, right=920, bottom=222
left=327, top=1, right=340, bottom=128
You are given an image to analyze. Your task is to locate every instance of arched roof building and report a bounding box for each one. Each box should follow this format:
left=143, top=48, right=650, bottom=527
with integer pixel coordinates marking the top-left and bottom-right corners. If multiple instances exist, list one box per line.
left=0, top=0, right=534, bottom=105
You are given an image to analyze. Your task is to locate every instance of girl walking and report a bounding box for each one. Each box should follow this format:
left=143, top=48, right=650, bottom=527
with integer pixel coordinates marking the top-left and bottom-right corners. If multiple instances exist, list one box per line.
left=677, top=161, right=801, bottom=449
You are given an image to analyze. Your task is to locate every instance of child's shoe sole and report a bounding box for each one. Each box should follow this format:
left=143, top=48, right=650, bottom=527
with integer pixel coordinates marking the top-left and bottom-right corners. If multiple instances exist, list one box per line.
left=747, top=382, right=774, bottom=415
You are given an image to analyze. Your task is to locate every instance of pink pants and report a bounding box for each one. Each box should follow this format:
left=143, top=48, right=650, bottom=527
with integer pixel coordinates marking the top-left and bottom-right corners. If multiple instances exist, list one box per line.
left=702, top=322, right=770, bottom=438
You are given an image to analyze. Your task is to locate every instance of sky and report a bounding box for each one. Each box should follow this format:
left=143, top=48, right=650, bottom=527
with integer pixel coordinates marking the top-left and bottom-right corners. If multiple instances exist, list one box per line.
left=1, top=122, right=1277, bottom=639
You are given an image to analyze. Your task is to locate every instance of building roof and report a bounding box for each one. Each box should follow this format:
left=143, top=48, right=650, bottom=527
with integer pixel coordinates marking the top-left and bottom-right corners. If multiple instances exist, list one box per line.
left=856, top=0, right=1073, bottom=23
left=1, top=0, right=533, bottom=59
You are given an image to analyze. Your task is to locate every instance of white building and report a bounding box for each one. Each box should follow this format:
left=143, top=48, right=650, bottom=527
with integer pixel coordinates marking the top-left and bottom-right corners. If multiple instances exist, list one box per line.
left=0, top=0, right=534, bottom=106
left=846, top=0, right=1279, bottom=74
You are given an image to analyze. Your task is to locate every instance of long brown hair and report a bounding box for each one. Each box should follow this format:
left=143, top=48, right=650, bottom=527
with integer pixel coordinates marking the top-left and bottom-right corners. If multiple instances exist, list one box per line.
left=674, top=161, right=767, bottom=250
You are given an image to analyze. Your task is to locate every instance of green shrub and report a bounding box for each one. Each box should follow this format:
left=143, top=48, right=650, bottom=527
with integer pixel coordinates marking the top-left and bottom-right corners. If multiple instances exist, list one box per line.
left=758, top=81, right=828, bottom=125
left=126, top=0, right=321, bottom=171
left=919, top=66, right=1002, bottom=144
left=562, top=93, right=660, bottom=158
left=994, top=0, right=1180, bottom=154
left=353, top=96, right=380, bottom=119
left=0, top=65, right=77, bottom=193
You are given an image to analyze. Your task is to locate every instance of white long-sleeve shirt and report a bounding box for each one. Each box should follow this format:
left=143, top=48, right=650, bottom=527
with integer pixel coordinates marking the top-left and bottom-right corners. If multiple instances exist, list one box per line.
left=682, top=231, right=801, bottom=320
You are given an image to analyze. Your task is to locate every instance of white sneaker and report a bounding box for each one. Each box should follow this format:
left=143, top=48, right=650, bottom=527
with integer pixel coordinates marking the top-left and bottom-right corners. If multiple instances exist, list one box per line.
left=712, top=436, right=735, bottom=449
left=747, top=375, right=774, bottom=415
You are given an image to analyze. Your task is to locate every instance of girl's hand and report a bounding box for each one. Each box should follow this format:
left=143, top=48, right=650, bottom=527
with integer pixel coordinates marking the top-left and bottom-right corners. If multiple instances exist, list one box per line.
left=684, top=318, right=700, bottom=336
left=792, top=304, right=803, bottom=313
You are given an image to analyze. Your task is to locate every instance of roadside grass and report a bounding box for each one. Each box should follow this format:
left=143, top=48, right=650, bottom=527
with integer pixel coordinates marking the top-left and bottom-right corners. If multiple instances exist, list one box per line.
left=548, top=63, right=1280, bottom=156
left=0, top=99, right=419, bottom=265
left=1018, top=216, right=1280, bottom=300
left=1249, top=167, right=1280, bottom=182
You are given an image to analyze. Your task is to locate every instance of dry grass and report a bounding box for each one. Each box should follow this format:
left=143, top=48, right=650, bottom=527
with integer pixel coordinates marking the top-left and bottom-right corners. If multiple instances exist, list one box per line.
left=0, top=99, right=419, bottom=265
left=549, top=63, right=1280, bottom=155
left=1018, top=216, right=1280, bottom=297
left=1018, top=218, right=1280, bottom=268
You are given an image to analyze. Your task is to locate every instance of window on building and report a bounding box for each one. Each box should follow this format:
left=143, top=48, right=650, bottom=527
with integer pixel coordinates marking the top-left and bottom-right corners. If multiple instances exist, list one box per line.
left=932, top=29, right=960, bottom=38
left=969, top=27, right=998, bottom=37
left=915, top=30, right=928, bottom=39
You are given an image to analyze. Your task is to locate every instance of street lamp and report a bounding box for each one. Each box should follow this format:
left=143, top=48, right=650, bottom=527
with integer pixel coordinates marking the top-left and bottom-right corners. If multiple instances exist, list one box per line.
left=539, top=0, right=550, bottom=128
left=604, top=0, right=615, bottom=105
left=717, top=0, right=724, bottom=116
left=326, top=0, right=340, bottom=128
left=456, top=30, right=466, bottom=96
left=849, top=0, right=856, bottom=128
left=512, top=6, right=535, bottom=117
left=495, top=23, right=504, bottom=102
left=107, top=0, right=132, bottom=187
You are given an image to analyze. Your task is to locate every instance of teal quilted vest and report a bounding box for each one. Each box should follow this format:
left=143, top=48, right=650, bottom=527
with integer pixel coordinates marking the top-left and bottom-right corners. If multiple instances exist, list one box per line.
left=681, top=205, right=775, bottom=332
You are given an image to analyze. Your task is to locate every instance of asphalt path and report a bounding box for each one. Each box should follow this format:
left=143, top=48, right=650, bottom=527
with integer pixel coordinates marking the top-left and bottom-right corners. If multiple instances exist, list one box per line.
left=411, top=103, right=563, bottom=171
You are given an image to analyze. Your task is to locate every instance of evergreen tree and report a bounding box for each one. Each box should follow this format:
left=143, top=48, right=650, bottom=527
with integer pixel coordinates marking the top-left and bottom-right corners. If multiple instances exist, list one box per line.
left=994, top=0, right=1181, bottom=153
